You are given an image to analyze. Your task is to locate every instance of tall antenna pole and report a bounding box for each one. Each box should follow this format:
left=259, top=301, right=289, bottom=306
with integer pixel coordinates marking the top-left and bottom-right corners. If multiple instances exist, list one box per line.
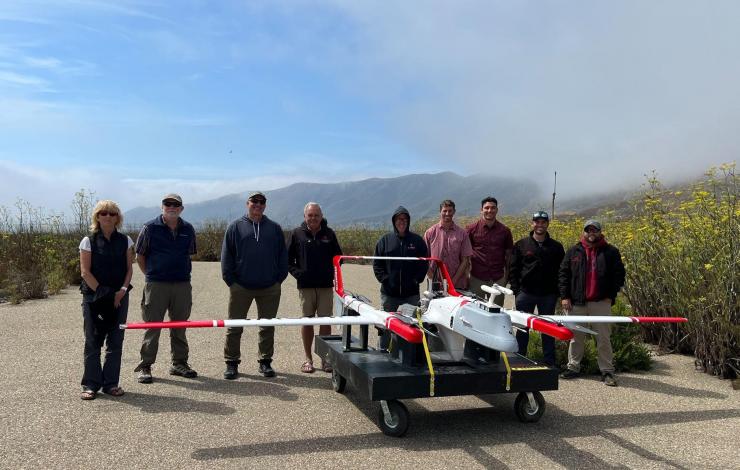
left=551, top=171, right=557, bottom=220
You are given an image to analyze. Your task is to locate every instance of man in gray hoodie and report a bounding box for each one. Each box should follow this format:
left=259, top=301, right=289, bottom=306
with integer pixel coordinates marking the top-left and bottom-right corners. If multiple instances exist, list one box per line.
left=221, top=191, right=288, bottom=379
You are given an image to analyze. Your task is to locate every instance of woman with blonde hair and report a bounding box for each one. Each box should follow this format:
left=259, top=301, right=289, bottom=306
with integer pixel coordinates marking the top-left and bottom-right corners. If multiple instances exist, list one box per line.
left=79, top=200, right=134, bottom=400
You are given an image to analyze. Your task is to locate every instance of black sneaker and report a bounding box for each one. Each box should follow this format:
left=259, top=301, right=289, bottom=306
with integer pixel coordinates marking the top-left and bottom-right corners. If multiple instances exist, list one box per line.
left=560, top=369, right=580, bottom=379
left=258, top=360, right=276, bottom=378
left=602, top=372, right=618, bottom=387
left=169, top=363, right=198, bottom=378
left=224, top=362, right=239, bottom=380
left=137, top=366, right=153, bottom=384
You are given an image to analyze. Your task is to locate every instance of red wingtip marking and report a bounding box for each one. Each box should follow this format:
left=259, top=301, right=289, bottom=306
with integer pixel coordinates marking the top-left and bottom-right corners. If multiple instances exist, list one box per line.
left=529, top=318, right=574, bottom=341
left=630, top=317, right=688, bottom=323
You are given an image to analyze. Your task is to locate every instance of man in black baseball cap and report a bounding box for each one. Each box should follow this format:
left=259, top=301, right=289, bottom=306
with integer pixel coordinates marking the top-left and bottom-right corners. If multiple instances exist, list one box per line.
left=559, top=219, right=625, bottom=386
left=509, top=210, right=564, bottom=366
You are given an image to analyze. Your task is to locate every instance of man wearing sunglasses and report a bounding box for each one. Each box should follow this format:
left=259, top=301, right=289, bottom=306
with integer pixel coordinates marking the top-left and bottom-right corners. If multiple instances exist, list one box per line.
left=134, top=193, right=198, bottom=383
left=558, top=219, right=625, bottom=386
left=221, top=191, right=288, bottom=379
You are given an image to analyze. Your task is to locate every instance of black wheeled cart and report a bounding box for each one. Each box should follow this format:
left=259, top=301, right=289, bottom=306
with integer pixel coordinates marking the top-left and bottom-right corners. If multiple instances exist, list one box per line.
left=315, top=323, right=559, bottom=437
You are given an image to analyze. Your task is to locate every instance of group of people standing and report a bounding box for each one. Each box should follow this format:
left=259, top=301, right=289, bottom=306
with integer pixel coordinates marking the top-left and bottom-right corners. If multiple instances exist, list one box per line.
left=369, top=197, right=625, bottom=387
left=78, top=192, right=624, bottom=400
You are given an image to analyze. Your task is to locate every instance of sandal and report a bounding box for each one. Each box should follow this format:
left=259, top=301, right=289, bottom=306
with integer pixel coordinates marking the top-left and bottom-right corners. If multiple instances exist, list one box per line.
left=301, top=360, right=315, bottom=373
left=321, top=360, right=333, bottom=373
left=103, top=387, right=125, bottom=397
left=80, top=389, right=97, bottom=400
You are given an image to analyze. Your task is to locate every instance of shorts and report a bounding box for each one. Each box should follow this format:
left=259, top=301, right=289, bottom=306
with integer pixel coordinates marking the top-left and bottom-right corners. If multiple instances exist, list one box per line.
left=299, top=287, right=333, bottom=317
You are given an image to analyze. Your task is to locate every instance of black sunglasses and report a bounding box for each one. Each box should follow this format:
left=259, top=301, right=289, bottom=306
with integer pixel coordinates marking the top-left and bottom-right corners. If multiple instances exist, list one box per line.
left=99, top=211, right=118, bottom=217
left=249, top=198, right=266, bottom=204
left=163, top=201, right=182, bottom=208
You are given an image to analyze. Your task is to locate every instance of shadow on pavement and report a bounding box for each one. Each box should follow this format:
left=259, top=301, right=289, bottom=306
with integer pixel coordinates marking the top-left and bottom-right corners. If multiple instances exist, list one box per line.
left=118, top=391, right=237, bottom=415
left=151, top=376, right=302, bottom=402
left=191, top=400, right=740, bottom=469
left=614, top=375, right=726, bottom=399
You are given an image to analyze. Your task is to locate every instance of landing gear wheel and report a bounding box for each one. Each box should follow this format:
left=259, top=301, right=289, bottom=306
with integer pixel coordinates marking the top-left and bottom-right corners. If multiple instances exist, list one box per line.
left=331, top=369, right=346, bottom=393
left=377, top=400, right=409, bottom=437
left=514, top=391, right=545, bottom=423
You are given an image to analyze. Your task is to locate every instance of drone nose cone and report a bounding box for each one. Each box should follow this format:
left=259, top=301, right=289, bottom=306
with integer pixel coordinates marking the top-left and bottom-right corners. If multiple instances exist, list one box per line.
left=455, top=304, right=519, bottom=352
left=494, top=333, right=519, bottom=353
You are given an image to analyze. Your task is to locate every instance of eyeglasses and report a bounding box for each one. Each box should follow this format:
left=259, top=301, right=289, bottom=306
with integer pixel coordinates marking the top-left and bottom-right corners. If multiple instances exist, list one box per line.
left=249, top=198, right=266, bottom=205
left=163, top=201, right=182, bottom=208
left=585, top=227, right=601, bottom=233
left=99, top=211, right=118, bottom=217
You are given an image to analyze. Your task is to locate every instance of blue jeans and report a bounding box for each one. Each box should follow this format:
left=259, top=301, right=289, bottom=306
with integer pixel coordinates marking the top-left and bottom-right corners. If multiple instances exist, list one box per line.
left=81, top=294, right=128, bottom=391
left=515, top=292, right=557, bottom=366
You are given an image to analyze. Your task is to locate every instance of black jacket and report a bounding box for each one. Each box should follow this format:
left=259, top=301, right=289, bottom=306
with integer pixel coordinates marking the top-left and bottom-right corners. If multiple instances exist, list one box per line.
left=288, top=219, right=343, bottom=289
left=510, top=232, right=565, bottom=296
left=221, top=215, right=289, bottom=289
left=558, top=240, right=625, bottom=305
left=80, top=230, right=129, bottom=296
left=373, top=206, right=429, bottom=298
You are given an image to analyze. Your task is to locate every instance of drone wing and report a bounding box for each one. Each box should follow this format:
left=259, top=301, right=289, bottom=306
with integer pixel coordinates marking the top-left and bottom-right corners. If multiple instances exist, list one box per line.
left=506, top=308, right=687, bottom=340
left=121, top=316, right=378, bottom=330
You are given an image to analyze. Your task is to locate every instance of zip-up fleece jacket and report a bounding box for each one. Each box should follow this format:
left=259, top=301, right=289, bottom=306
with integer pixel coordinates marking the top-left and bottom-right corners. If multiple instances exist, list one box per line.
left=558, top=239, right=625, bottom=305
left=221, top=215, right=288, bottom=289
left=288, top=219, right=343, bottom=289
left=509, top=232, right=565, bottom=296
left=373, top=206, right=429, bottom=298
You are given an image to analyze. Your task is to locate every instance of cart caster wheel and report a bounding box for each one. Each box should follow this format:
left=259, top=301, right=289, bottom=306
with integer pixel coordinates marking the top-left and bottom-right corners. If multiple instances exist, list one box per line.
left=514, top=391, right=545, bottom=423
left=331, top=369, right=346, bottom=393
left=377, top=400, right=409, bottom=437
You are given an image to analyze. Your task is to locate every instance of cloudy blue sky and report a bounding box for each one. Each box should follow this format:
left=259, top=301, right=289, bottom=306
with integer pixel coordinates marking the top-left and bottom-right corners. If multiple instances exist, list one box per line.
left=1, top=0, right=738, bottom=214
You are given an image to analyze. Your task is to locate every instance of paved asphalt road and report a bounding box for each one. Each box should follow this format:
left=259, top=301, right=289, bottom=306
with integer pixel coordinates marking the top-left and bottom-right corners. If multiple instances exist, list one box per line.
left=1, top=262, right=738, bottom=469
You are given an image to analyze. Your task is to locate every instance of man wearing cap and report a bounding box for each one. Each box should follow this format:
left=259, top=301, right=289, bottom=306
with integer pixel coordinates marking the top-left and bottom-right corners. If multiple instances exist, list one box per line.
left=466, top=196, right=514, bottom=306
left=509, top=211, right=565, bottom=366
left=134, top=194, right=198, bottom=383
left=424, top=199, right=473, bottom=290
left=221, top=191, right=288, bottom=379
left=559, top=219, right=625, bottom=386
left=373, top=206, right=429, bottom=312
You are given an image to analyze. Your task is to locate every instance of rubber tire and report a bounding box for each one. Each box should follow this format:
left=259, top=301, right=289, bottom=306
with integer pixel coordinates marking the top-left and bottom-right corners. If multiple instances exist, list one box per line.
left=331, top=369, right=346, bottom=393
left=377, top=400, right=410, bottom=437
left=514, top=391, right=545, bottom=423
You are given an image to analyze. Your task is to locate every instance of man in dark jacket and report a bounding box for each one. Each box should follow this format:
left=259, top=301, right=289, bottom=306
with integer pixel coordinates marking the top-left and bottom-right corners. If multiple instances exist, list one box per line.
left=559, top=219, right=625, bottom=386
left=373, top=206, right=429, bottom=311
left=509, top=211, right=564, bottom=366
left=288, top=202, right=342, bottom=374
left=221, top=191, right=288, bottom=379
left=135, top=193, right=198, bottom=383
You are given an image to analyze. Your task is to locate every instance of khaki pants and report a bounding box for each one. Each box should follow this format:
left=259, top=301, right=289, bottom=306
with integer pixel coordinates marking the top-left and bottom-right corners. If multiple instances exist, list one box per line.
left=139, top=282, right=192, bottom=367
left=469, top=274, right=507, bottom=307
left=224, top=282, right=281, bottom=362
left=299, top=287, right=333, bottom=317
left=566, top=299, right=615, bottom=373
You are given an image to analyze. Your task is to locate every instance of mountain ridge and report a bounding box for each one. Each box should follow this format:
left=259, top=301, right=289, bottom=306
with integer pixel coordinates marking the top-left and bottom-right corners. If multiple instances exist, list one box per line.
left=125, top=172, right=547, bottom=228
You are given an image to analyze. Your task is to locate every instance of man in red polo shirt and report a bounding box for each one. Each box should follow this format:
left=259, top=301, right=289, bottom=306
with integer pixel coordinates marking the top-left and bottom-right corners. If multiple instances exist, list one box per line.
left=466, top=196, right=513, bottom=306
left=424, top=199, right=473, bottom=290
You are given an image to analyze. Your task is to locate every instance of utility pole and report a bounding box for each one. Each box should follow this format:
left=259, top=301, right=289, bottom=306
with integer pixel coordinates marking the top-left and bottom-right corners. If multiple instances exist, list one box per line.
left=551, top=171, right=557, bottom=220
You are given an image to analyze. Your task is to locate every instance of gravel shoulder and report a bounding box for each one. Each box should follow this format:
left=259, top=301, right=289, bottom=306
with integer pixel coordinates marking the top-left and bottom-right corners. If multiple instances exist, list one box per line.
left=0, top=262, right=738, bottom=469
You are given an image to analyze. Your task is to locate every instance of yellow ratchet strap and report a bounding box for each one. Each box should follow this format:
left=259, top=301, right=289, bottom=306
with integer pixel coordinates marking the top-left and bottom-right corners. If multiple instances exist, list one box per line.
left=501, top=351, right=512, bottom=391
left=415, top=308, right=435, bottom=396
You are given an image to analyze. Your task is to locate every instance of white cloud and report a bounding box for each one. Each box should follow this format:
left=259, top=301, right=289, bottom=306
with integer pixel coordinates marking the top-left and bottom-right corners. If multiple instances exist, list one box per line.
left=309, top=1, right=740, bottom=196
left=0, top=70, right=52, bottom=90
